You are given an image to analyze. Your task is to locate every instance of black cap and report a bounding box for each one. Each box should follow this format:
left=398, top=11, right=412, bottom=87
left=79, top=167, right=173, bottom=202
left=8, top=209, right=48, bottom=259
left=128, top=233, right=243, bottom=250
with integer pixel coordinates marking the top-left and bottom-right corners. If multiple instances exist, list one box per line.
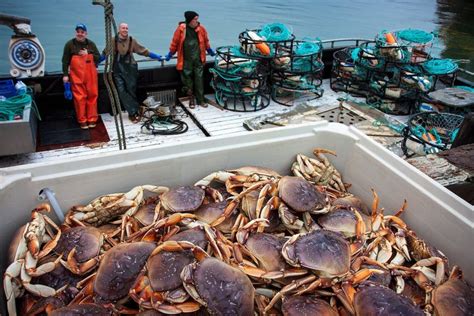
left=184, top=11, right=198, bottom=24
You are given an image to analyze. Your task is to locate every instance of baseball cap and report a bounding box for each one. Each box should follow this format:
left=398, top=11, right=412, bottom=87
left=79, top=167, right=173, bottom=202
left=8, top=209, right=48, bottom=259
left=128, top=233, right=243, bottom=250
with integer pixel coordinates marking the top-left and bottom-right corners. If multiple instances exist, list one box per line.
left=75, top=23, right=87, bottom=32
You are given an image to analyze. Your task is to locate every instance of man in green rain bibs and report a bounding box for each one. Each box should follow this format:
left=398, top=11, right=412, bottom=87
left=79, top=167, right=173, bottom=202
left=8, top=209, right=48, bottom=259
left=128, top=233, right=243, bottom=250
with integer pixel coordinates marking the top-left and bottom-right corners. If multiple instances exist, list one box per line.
left=101, top=23, right=162, bottom=123
left=166, top=11, right=215, bottom=108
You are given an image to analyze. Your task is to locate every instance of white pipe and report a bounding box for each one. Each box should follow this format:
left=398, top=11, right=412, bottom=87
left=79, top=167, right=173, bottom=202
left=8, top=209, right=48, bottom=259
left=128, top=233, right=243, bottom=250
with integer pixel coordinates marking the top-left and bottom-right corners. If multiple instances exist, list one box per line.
left=38, top=188, right=64, bottom=222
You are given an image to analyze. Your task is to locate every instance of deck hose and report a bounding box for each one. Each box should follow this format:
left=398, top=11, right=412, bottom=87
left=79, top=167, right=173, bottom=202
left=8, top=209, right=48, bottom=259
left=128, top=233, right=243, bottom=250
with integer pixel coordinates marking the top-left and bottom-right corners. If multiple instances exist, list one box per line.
left=141, top=115, right=188, bottom=135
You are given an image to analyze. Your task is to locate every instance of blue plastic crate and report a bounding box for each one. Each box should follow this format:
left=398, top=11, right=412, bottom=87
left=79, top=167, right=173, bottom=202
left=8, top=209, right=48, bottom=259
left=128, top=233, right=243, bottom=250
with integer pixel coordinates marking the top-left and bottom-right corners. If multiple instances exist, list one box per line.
left=0, top=79, right=17, bottom=98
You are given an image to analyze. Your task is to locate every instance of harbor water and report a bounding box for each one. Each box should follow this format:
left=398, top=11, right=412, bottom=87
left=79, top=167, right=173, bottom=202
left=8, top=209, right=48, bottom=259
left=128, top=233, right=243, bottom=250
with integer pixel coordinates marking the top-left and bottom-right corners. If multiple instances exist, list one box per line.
left=0, top=0, right=473, bottom=77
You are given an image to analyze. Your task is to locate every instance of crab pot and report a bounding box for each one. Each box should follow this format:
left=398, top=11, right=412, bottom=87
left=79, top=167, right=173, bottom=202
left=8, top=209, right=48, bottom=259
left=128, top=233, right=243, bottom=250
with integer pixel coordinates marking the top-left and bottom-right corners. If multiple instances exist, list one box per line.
left=211, top=46, right=270, bottom=112
left=0, top=122, right=473, bottom=313
left=210, top=69, right=270, bottom=112
left=238, top=29, right=295, bottom=59
left=394, top=29, right=435, bottom=64
left=330, top=47, right=370, bottom=96
left=270, top=40, right=324, bottom=106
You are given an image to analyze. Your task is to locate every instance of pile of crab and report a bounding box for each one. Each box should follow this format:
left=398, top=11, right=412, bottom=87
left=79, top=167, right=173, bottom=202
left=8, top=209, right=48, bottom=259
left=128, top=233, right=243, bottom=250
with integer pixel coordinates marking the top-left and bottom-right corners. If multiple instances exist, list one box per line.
left=3, top=148, right=473, bottom=315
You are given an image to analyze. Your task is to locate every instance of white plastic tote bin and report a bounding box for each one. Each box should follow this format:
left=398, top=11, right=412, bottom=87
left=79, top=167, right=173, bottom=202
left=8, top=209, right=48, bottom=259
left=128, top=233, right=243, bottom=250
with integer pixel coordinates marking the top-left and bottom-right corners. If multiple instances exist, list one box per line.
left=0, top=121, right=472, bottom=312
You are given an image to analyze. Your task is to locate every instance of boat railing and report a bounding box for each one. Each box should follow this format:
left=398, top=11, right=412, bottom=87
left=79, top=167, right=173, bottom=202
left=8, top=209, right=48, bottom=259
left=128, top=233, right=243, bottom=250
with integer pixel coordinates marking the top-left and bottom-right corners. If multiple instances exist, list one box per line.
left=320, top=38, right=372, bottom=49
left=134, top=38, right=373, bottom=67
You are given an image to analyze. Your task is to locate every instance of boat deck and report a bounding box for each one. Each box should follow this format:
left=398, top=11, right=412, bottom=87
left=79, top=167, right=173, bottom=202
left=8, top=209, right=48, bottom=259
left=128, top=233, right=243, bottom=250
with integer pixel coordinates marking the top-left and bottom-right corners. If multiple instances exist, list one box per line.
left=0, top=80, right=472, bottom=195
left=0, top=81, right=345, bottom=168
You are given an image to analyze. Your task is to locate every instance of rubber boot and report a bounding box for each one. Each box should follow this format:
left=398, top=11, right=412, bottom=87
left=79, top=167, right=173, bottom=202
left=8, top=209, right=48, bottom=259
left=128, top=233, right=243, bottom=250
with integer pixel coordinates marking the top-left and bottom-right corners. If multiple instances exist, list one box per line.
left=187, top=90, right=196, bottom=109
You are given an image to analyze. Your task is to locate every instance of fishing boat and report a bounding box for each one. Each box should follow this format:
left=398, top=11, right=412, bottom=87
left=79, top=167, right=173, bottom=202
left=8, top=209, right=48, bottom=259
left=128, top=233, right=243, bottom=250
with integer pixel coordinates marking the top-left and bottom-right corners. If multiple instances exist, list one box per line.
left=1, top=4, right=474, bottom=315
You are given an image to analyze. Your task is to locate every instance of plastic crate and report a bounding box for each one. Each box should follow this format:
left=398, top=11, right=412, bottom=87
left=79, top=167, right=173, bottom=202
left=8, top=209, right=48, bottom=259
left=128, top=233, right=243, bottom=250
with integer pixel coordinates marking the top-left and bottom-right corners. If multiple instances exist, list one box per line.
left=0, top=122, right=472, bottom=313
left=0, top=79, right=17, bottom=98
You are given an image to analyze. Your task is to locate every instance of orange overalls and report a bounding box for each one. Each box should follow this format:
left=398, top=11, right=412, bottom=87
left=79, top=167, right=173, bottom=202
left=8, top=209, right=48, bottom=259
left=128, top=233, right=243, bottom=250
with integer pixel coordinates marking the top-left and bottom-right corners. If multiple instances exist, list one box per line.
left=69, top=53, right=98, bottom=124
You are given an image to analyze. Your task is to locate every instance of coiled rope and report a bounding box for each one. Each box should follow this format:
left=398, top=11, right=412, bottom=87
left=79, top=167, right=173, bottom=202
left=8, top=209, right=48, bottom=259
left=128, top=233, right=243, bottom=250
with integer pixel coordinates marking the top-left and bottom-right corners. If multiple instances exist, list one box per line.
left=422, top=59, right=458, bottom=75
left=397, top=29, right=435, bottom=44
left=0, top=89, right=40, bottom=121
left=93, top=0, right=127, bottom=149
left=295, top=40, right=321, bottom=56
left=258, top=23, right=293, bottom=41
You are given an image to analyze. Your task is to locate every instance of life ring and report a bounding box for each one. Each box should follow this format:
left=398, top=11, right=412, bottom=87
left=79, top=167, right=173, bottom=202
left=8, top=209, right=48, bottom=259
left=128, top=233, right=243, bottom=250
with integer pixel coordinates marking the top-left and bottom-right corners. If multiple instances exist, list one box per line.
left=247, top=31, right=270, bottom=56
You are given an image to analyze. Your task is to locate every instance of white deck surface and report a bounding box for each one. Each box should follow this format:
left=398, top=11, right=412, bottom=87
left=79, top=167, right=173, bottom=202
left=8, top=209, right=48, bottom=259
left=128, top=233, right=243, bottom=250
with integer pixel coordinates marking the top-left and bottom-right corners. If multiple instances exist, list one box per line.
left=0, top=81, right=348, bottom=168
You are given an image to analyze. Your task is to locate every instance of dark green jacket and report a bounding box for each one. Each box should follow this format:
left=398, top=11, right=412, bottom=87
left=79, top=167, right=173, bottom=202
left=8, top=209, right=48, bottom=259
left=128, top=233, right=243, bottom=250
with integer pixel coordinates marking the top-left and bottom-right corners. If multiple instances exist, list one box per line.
left=62, top=38, right=100, bottom=75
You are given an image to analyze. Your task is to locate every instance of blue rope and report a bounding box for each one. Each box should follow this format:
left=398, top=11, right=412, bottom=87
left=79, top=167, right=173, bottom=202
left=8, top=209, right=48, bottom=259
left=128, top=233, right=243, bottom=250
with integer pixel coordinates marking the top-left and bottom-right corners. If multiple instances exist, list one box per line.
left=258, top=23, right=293, bottom=41
left=422, top=59, right=458, bottom=75
left=295, top=40, right=321, bottom=56
left=0, top=89, right=40, bottom=121
left=397, top=29, right=435, bottom=44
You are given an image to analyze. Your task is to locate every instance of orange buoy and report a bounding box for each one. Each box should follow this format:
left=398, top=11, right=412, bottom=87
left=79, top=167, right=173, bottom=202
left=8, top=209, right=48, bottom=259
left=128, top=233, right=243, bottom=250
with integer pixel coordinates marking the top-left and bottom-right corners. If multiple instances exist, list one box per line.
left=248, top=31, right=271, bottom=56
left=255, top=42, right=270, bottom=56
left=385, top=32, right=397, bottom=45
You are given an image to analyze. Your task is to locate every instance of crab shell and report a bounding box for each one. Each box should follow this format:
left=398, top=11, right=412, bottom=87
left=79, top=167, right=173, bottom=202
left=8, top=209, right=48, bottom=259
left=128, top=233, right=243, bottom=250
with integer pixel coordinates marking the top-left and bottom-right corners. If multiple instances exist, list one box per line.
left=134, top=198, right=159, bottom=226
left=354, top=284, right=424, bottom=316
left=229, top=166, right=281, bottom=178
left=432, top=278, right=474, bottom=316
left=194, top=201, right=237, bottom=233
left=146, top=227, right=209, bottom=292
left=54, top=226, right=102, bottom=263
left=181, top=257, right=254, bottom=315
left=361, top=264, right=391, bottom=288
left=168, top=227, right=209, bottom=249
left=147, top=250, right=194, bottom=293
left=317, top=207, right=370, bottom=238
left=282, top=229, right=350, bottom=278
left=245, top=232, right=286, bottom=271
left=33, top=258, right=82, bottom=303
left=406, top=230, right=447, bottom=262
left=94, top=242, right=155, bottom=302
left=278, top=176, right=326, bottom=213
left=49, top=303, right=113, bottom=315
left=332, top=195, right=369, bottom=215
left=160, top=186, right=205, bottom=213
left=282, top=296, right=338, bottom=316
left=8, top=224, right=27, bottom=264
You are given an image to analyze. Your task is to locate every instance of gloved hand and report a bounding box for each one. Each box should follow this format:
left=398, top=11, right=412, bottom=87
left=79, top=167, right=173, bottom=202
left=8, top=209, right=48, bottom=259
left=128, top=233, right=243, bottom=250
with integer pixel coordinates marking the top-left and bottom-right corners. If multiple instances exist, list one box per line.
left=165, top=51, right=174, bottom=61
left=149, top=52, right=162, bottom=61
left=98, top=54, right=106, bottom=64
left=63, top=82, right=73, bottom=100
left=206, top=48, right=216, bottom=57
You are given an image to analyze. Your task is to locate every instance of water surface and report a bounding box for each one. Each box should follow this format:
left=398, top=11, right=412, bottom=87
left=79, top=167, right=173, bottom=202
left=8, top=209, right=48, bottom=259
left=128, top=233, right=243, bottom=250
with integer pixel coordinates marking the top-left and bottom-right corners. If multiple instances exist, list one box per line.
left=0, top=0, right=472, bottom=77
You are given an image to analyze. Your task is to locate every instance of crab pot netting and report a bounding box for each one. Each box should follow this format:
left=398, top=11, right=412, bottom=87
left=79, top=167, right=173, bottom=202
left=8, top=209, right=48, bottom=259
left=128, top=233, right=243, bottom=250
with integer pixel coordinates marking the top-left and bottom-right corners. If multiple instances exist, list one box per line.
left=238, top=28, right=296, bottom=59
left=366, top=92, right=418, bottom=116
left=391, top=29, right=436, bottom=63
left=401, top=111, right=464, bottom=156
left=271, top=85, right=324, bottom=107
left=330, top=47, right=370, bottom=96
left=422, top=58, right=459, bottom=89
left=211, top=46, right=270, bottom=112
left=270, top=40, right=325, bottom=106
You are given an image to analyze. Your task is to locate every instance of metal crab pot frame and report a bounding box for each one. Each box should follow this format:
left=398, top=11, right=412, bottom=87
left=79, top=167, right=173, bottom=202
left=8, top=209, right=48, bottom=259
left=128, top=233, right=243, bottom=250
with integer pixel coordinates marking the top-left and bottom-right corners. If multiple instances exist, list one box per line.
left=238, top=29, right=296, bottom=59
left=366, top=92, right=419, bottom=116
left=211, top=46, right=270, bottom=112
left=355, top=42, right=420, bottom=75
left=270, top=40, right=324, bottom=106
left=401, top=111, right=464, bottom=157
left=210, top=70, right=270, bottom=112
left=271, top=85, right=324, bottom=107
left=214, top=46, right=263, bottom=77
left=391, top=29, right=436, bottom=64
left=421, top=62, right=458, bottom=91
left=330, top=47, right=370, bottom=96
